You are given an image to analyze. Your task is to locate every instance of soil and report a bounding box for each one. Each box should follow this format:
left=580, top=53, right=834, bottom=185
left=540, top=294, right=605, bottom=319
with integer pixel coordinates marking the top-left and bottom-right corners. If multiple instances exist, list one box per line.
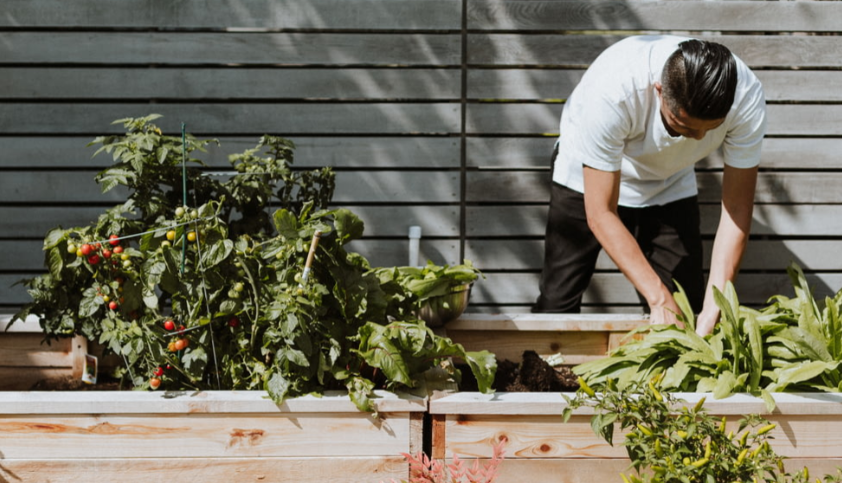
left=458, top=350, right=581, bottom=392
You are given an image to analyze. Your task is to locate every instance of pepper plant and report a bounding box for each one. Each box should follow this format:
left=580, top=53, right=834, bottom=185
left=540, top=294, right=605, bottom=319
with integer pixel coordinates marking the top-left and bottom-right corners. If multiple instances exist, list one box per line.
left=12, top=115, right=495, bottom=411
left=564, top=377, right=837, bottom=483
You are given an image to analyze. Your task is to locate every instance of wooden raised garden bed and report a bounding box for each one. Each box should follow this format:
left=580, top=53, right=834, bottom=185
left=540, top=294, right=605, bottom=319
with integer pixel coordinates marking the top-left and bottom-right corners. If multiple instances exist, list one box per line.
left=429, top=392, right=842, bottom=483
left=0, top=389, right=425, bottom=482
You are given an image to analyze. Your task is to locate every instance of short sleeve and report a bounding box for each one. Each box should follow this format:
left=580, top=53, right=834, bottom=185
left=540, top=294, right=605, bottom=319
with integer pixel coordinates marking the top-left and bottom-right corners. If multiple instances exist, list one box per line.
left=722, top=69, right=767, bottom=169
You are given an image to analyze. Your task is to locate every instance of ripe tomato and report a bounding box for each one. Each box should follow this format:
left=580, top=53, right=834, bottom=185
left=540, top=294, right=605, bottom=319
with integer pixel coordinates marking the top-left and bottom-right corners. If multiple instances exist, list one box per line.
left=164, top=319, right=175, bottom=331
left=109, top=234, right=120, bottom=246
left=187, top=232, right=197, bottom=243
left=174, top=338, right=189, bottom=351
left=166, top=230, right=176, bottom=241
left=87, top=254, right=101, bottom=265
left=80, top=244, right=93, bottom=256
left=154, top=366, right=164, bottom=376
left=108, top=301, right=118, bottom=310
left=102, top=249, right=112, bottom=259
left=113, top=245, right=124, bottom=254
left=228, top=316, right=240, bottom=327
left=167, top=341, right=178, bottom=352
left=149, top=377, right=161, bottom=390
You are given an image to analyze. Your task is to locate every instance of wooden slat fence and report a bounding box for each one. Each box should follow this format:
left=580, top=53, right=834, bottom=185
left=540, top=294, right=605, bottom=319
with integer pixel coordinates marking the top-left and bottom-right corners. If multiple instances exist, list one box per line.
left=2, top=0, right=841, bottom=316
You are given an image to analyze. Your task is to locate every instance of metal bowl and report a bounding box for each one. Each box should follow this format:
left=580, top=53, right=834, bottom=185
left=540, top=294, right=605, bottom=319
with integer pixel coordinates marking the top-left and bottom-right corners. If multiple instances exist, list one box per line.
left=417, top=283, right=472, bottom=327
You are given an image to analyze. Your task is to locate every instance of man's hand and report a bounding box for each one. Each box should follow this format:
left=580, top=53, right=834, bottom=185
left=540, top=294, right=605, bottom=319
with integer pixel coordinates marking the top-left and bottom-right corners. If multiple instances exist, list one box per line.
left=649, top=298, right=683, bottom=327
left=695, top=306, right=720, bottom=336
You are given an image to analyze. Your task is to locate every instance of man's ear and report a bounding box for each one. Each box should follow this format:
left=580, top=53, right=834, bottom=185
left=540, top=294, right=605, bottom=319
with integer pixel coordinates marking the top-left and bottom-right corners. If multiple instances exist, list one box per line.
left=654, top=82, right=663, bottom=96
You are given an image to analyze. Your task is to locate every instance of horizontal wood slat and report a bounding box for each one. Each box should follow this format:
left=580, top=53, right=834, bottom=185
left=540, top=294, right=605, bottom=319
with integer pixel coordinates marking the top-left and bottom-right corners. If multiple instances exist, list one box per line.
left=466, top=0, right=842, bottom=32
left=0, top=68, right=461, bottom=100
left=0, top=457, right=408, bottom=483
left=3, top=0, right=463, bottom=30
left=0, top=32, right=462, bottom=66
left=468, top=273, right=842, bottom=306
left=468, top=69, right=842, bottom=102
left=465, top=171, right=842, bottom=204
left=0, top=171, right=459, bottom=204
left=465, top=239, right=842, bottom=272
left=465, top=137, right=842, bottom=170
left=0, top=104, right=461, bottom=135
left=466, top=205, right=842, bottom=237
left=466, top=104, right=842, bottom=136
left=0, top=136, right=462, bottom=169
left=468, top=34, right=842, bottom=68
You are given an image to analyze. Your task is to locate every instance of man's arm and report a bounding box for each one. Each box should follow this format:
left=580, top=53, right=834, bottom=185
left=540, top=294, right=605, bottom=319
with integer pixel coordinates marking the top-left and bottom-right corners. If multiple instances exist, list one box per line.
left=582, top=166, right=682, bottom=325
left=695, top=164, right=758, bottom=336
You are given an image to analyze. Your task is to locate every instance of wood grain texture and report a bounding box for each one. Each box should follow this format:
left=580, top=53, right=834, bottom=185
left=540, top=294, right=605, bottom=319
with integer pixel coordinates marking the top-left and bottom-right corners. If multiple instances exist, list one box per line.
left=3, top=0, right=463, bottom=30
left=466, top=0, right=842, bottom=32
left=0, top=32, right=462, bottom=65
left=0, top=456, right=408, bottom=483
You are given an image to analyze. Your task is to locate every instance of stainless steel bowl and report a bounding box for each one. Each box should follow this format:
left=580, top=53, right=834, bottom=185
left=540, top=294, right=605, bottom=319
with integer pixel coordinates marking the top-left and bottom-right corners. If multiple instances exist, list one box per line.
left=417, top=283, right=472, bottom=327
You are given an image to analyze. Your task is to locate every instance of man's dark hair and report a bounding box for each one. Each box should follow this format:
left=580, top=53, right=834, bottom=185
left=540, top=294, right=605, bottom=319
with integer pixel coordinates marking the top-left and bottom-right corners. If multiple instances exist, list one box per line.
left=661, top=39, right=737, bottom=120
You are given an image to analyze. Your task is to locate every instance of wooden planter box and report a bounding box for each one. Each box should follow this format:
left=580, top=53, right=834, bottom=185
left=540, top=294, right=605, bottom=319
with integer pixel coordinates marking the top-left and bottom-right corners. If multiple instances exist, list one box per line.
left=443, top=313, right=648, bottom=365
left=430, top=392, right=842, bottom=483
left=0, top=390, right=425, bottom=482
left=0, top=315, right=88, bottom=390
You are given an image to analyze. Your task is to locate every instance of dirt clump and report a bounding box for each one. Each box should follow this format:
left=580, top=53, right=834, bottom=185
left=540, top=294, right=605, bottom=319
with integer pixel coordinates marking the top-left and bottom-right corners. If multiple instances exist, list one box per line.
left=459, top=350, right=580, bottom=392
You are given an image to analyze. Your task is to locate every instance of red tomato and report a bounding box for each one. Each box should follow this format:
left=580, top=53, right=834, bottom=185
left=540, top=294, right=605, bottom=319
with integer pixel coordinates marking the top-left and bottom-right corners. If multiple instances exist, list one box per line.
left=149, top=378, right=161, bottom=390
left=87, top=254, right=101, bottom=265
left=163, top=320, right=175, bottom=331
left=109, top=234, right=120, bottom=246
left=154, top=366, right=164, bottom=376
left=80, top=244, right=93, bottom=256
left=228, top=316, right=240, bottom=328
left=102, top=249, right=112, bottom=259
left=174, top=338, right=189, bottom=351
left=113, top=246, right=124, bottom=254
left=108, top=301, right=118, bottom=310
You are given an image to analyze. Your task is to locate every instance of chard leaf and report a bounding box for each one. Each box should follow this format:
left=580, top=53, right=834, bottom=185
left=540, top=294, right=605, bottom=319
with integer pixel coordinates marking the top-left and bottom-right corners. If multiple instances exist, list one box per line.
left=775, top=360, right=837, bottom=390
left=464, top=350, right=497, bottom=394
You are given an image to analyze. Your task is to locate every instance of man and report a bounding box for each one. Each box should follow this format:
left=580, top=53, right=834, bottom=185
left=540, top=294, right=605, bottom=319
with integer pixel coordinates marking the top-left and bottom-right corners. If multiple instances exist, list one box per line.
left=533, top=35, right=767, bottom=336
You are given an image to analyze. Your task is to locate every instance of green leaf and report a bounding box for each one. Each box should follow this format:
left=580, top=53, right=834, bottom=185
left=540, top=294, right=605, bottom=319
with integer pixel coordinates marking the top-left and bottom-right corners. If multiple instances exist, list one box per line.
left=775, top=360, right=836, bottom=390
left=464, top=350, right=497, bottom=394
left=332, top=208, right=364, bottom=244
left=47, top=247, right=64, bottom=280
left=273, top=209, right=299, bottom=239
left=265, top=372, right=291, bottom=404
left=200, top=239, right=233, bottom=269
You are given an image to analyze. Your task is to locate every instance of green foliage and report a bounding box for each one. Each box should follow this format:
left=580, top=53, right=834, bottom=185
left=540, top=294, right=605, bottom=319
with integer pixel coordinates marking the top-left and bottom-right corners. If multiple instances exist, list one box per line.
left=11, top=115, right=495, bottom=411
left=574, top=263, right=842, bottom=411
left=564, top=378, right=836, bottom=483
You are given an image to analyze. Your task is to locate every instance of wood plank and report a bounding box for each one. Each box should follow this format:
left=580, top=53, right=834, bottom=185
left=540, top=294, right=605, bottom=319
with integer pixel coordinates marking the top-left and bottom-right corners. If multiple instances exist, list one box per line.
left=447, top=313, right=647, bottom=332
left=444, top=329, right=611, bottom=365
left=0, top=67, right=461, bottom=100
left=486, top=459, right=842, bottom=483
left=465, top=239, right=842, bottom=272
left=466, top=204, right=842, bottom=237
left=468, top=34, right=842, bottom=68
left=0, top=333, right=73, bottom=367
left=0, top=456, right=408, bottom=483
left=0, top=136, right=461, bottom=169
left=468, top=69, right=842, bottom=103
left=0, top=103, right=461, bottom=135
left=465, top=171, right=842, bottom=204
left=344, top=239, right=461, bottom=269
left=0, top=390, right=425, bottom=415
left=467, top=0, right=842, bottom=32
left=468, top=272, right=842, bottom=307
left=3, top=0, right=462, bottom=30
left=466, top=137, right=842, bottom=170
left=0, top=413, right=414, bottom=458
left=0, top=32, right=462, bottom=66
left=0, top=204, right=460, bottom=240
left=466, top=103, right=842, bottom=136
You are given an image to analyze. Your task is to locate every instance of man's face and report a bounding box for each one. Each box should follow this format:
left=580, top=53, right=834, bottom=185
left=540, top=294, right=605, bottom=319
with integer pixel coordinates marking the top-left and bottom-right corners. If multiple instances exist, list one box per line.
left=655, top=83, right=725, bottom=140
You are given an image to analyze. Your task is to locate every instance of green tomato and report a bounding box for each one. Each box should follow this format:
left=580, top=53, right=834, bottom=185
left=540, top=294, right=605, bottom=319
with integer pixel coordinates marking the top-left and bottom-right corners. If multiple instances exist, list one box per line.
left=175, top=206, right=186, bottom=218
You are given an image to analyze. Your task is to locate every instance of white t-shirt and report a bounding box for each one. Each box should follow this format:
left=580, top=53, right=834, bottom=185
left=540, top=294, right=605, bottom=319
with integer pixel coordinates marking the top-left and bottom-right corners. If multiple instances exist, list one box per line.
left=552, top=35, right=767, bottom=207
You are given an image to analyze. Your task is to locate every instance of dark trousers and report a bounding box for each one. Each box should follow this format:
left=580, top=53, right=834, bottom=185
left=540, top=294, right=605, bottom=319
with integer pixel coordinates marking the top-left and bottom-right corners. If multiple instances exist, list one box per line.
left=533, top=181, right=705, bottom=314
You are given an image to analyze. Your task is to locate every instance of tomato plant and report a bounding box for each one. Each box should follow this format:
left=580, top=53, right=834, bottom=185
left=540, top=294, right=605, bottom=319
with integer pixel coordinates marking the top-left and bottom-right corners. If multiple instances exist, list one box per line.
left=12, top=114, right=495, bottom=412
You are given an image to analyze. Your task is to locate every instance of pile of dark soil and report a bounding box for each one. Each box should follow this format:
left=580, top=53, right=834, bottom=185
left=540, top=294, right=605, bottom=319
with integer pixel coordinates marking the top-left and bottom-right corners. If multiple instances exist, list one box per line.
left=458, top=350, right=581, bottom=392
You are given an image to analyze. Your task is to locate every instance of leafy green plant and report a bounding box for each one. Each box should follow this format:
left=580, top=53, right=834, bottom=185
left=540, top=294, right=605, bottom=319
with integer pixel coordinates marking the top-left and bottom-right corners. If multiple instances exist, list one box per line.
left=574, top=263, right=842, bottom=411
left=11, top=115, right=495, bottom=411
left=564, top=377, right=834, bottom=483
left=381, top=441, right=505, bottom=483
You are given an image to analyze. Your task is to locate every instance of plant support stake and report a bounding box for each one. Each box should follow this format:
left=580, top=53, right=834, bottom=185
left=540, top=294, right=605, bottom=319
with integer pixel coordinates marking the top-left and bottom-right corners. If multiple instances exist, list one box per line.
left=300, top=231, right=322, bottom=285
